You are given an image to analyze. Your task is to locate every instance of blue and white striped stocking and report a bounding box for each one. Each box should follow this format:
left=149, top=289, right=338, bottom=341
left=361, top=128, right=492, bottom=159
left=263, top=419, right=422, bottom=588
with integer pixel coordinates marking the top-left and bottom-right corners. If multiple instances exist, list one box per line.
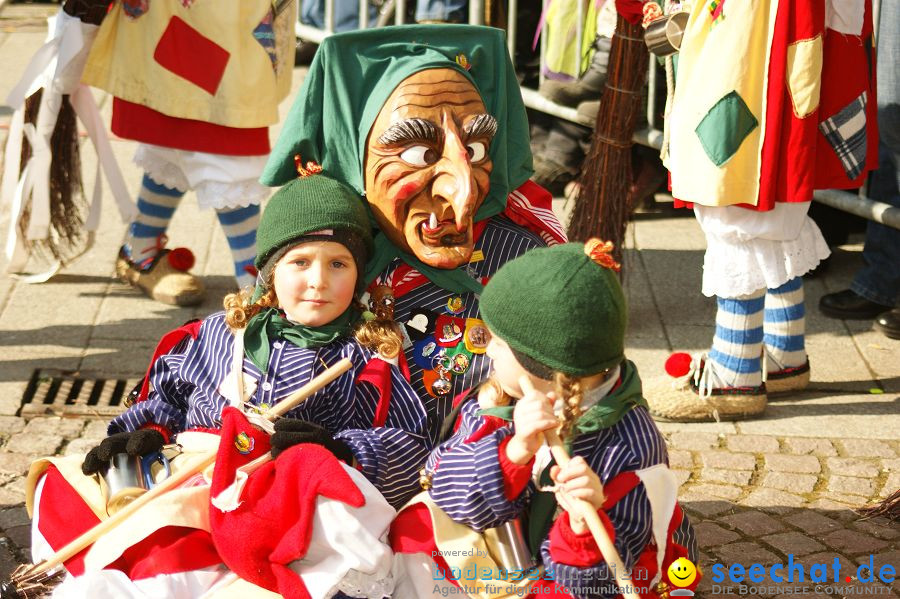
left=764, top=277, right=807, bottom=372
left=215, top=204, right=261, bottom=289
left=707, top=289, right=766, bottom=388
left=124, top=173, right=185, bottom=268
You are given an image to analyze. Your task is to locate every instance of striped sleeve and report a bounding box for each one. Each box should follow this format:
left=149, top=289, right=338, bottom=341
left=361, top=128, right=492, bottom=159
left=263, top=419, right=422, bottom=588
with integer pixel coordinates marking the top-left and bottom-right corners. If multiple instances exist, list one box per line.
left=335, top=344, right=432, bottom=508
left=107, top=335, right=195, bottom=435
left=337, top=427, right=430, bottom=509
left=427, top=401, right=530, bottom=531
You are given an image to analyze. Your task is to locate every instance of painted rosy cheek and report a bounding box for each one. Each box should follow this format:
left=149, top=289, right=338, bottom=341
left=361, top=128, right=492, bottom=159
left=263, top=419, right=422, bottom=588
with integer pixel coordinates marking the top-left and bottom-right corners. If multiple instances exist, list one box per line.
left=396, top=182, right=420, bottom=202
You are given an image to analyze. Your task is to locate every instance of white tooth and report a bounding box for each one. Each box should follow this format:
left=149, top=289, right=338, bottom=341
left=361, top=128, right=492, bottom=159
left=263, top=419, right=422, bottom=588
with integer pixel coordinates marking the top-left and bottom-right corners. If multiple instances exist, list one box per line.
left=429, top=213, right=438, bottom=230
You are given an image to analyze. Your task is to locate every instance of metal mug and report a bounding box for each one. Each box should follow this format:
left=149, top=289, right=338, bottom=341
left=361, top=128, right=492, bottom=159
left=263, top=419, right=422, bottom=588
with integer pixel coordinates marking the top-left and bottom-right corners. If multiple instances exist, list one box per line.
left=483, top=518, right=535, bottom=575
left=644, top=11, right=690, bottom=57
left=103, top=451, right=171, bottom=514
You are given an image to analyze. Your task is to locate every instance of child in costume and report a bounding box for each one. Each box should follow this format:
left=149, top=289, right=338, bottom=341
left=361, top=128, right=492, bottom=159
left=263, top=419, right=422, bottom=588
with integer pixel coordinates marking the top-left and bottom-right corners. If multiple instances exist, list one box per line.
left=26, top=173, right=428, bottom=597
left=390, top=241, right=698, bottom=599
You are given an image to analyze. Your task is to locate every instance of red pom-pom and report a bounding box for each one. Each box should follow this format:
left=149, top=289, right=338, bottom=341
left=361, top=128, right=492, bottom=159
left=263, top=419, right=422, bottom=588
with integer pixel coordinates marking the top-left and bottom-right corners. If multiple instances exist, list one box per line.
left=665, top=352, right=692, bottom=378
left=167, top=247, right=195, bottom=272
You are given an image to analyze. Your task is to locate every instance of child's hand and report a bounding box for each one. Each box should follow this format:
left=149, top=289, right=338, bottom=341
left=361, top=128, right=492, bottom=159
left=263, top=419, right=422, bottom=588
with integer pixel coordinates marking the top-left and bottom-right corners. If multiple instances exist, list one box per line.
left=505, top=376, right=558, bottom=465
left=550, top=456, right=606, bottom=526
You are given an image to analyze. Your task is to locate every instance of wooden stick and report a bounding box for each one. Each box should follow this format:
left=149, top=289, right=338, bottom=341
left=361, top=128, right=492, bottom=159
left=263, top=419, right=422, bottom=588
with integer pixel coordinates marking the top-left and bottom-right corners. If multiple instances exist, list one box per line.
left=519, top=376, right=640, bottom=599
left=22, top=358, right=353, bottom=579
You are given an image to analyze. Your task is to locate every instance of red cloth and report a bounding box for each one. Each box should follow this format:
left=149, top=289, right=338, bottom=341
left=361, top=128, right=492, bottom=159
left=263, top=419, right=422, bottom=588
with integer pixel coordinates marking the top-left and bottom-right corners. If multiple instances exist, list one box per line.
left=497, top=436, right=534, bottom=500
left=153, top=16, right=230, bottom=95
left=36, top=466, right=221, bottom=578
left=112, top=99, right=270, bottom=156
left=614, top=0, right=645, bottom=25
left=389, top=503, right=460, bottom=585
left=209, top=408, right=365, bottom=598
left=504, top=180, right=567, bottom=246
left=754, top=0, right=826, bottom=210
left=548, top=510, right=615, bottom=567
left=814, top=1, right=878, bottom=189
left=356, top=355, right=411, bottom=428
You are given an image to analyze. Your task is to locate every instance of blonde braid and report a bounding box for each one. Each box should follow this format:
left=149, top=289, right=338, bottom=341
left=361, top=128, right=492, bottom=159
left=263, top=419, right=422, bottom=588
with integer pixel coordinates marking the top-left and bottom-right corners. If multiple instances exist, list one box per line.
left=555, top=372, right=584, bottom=443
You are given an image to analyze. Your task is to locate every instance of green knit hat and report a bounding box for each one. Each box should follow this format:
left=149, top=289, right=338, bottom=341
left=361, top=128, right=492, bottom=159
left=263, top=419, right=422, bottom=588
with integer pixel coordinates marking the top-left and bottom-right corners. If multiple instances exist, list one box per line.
left=254, top=174, right=374, bottom=275
left=479, top=241, right=627, bottom=377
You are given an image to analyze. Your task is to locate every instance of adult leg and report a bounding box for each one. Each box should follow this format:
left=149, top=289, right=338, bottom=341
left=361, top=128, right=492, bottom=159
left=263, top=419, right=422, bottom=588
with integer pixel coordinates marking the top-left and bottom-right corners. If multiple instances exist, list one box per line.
left=123, top=173, right=184, bottom=268
left=116, top=173, right=206, bottom=306
left=764, top=277, right=811, bottom=393
left=215, top=204, right=261, bottom=289
left=820, top=0, right=900, bottom=321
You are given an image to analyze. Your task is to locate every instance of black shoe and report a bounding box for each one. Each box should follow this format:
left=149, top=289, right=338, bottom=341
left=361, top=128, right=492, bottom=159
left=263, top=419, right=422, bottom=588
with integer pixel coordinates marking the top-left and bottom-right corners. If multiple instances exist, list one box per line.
left=875, top=308, right=900, bottom=340
left=819, top=289, right=893, bottom=320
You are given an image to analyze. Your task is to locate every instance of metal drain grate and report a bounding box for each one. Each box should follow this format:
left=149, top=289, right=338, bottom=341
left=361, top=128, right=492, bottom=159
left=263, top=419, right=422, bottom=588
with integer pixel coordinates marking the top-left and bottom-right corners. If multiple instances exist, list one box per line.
left=20, top=369, right=142, bottom=420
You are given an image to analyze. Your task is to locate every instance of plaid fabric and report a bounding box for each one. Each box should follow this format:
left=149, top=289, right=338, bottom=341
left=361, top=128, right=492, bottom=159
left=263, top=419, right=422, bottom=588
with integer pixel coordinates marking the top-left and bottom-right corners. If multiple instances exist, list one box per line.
left=819, top=91, right=868, bottom=180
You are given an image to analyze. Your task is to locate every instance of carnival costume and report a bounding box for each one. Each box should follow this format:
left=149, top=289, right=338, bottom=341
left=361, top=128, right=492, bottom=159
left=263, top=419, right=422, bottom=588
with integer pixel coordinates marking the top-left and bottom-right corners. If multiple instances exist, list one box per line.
left=261, top=26, right=567, bottom=450
left=26, top=175, right=427, bottom=598
left=649, top=0, right=879, bottom=421
left=391, top=243, right=698, bottom=599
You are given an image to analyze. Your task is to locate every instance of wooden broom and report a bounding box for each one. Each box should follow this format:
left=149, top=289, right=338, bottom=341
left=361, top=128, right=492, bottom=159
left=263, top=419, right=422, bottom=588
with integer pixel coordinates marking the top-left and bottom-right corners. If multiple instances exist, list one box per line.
left=566, top=14, right=649, bottom=268
left=2, top=358, right=353, bottom=596
left=519, top=376, right=641, bottom=599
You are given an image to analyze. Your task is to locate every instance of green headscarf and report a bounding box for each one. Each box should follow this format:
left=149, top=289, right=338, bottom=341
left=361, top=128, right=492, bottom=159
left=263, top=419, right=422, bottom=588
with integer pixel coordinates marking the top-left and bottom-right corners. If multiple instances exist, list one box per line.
left=260, top=25, right=533, bottom=292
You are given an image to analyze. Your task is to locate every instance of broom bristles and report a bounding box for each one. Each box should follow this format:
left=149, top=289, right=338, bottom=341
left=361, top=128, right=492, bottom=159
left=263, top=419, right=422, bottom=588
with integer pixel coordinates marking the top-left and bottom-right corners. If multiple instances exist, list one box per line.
left=16, top=89, right=89, bottom=268
left=567, top=16, right=649, bottom=268
left=857, top=488, right=900, bottom=521
left=1, top=562, right=64, bottom=598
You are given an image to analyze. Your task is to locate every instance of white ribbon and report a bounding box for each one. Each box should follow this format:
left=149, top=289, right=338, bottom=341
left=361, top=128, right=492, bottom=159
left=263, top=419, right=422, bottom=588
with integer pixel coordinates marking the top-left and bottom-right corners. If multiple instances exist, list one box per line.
left=1, top=8, right=135, bottom=281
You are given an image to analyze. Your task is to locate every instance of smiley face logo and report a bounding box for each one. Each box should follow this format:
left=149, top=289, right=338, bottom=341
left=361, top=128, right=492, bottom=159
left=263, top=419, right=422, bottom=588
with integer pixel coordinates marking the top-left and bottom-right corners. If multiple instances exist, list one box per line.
left=667, top=557, right=697, bottom=588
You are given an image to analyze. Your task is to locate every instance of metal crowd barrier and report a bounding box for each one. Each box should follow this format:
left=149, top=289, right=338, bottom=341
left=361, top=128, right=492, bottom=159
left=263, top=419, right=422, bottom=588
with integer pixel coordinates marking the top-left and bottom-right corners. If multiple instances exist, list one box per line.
left=294, top=0, right=899, bottom=230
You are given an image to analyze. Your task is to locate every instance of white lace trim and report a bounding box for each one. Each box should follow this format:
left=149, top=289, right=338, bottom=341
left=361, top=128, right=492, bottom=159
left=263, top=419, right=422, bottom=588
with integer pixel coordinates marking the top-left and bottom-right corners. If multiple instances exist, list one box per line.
left=194, top=179, right=268, bottom=211
left=134, top=146, right=190, bottom=192
left=331, top=567, right=395, bottom=599
left=134, top=145, right=269, bottom=210
left=701, top=217, right=830, bottom=297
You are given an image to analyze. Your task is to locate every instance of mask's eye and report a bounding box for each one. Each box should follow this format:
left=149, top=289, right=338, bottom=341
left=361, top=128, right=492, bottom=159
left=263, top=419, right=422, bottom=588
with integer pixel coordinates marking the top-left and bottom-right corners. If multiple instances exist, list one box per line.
left=466, top=141, right=487, bottom=162
left=400, top=145, right=439, bottom=166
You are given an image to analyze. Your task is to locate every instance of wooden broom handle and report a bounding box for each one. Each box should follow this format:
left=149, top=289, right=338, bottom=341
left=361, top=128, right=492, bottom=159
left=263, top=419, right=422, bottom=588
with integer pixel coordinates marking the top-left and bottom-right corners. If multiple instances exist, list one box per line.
left=518, top=376, right=640, bottom=599
left=29, top=358, right=353, bottom=577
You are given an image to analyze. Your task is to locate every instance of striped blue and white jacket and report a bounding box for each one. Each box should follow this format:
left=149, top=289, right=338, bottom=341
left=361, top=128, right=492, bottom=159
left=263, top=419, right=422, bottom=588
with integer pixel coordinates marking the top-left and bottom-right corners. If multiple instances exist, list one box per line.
left=426, top=396, right=698, bottom=599
left=108, top=312, right=429, bottom=508
left=385, top=215, right=546, bottom=448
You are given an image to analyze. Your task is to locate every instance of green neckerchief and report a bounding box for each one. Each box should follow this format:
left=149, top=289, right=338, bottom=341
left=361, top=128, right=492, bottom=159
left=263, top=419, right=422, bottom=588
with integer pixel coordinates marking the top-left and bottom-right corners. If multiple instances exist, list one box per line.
left=477, top=360, right=647, bottom=557
left=243, top=307, right=359, bottom=371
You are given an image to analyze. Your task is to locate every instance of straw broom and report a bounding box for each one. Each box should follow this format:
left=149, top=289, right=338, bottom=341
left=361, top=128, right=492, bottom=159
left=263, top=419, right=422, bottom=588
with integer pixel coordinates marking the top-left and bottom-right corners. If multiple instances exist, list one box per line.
left=2, top=358, right=353, bottom=597
left=566, top=14, right=649, bottom=267
left=519, top=376, right=641, bottom=599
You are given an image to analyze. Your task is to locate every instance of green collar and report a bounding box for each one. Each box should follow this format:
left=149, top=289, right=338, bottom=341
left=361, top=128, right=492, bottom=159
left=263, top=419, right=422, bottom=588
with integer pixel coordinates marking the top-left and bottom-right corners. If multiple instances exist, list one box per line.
left=243, top=307, right=359, bottom=371
left=478, top=360, right=647, bottom=450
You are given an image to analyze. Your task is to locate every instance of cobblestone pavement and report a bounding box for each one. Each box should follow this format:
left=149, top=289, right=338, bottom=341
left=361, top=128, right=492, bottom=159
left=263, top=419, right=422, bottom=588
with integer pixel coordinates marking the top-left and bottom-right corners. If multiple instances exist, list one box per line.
left=0, top=4, right=897, bottom=598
